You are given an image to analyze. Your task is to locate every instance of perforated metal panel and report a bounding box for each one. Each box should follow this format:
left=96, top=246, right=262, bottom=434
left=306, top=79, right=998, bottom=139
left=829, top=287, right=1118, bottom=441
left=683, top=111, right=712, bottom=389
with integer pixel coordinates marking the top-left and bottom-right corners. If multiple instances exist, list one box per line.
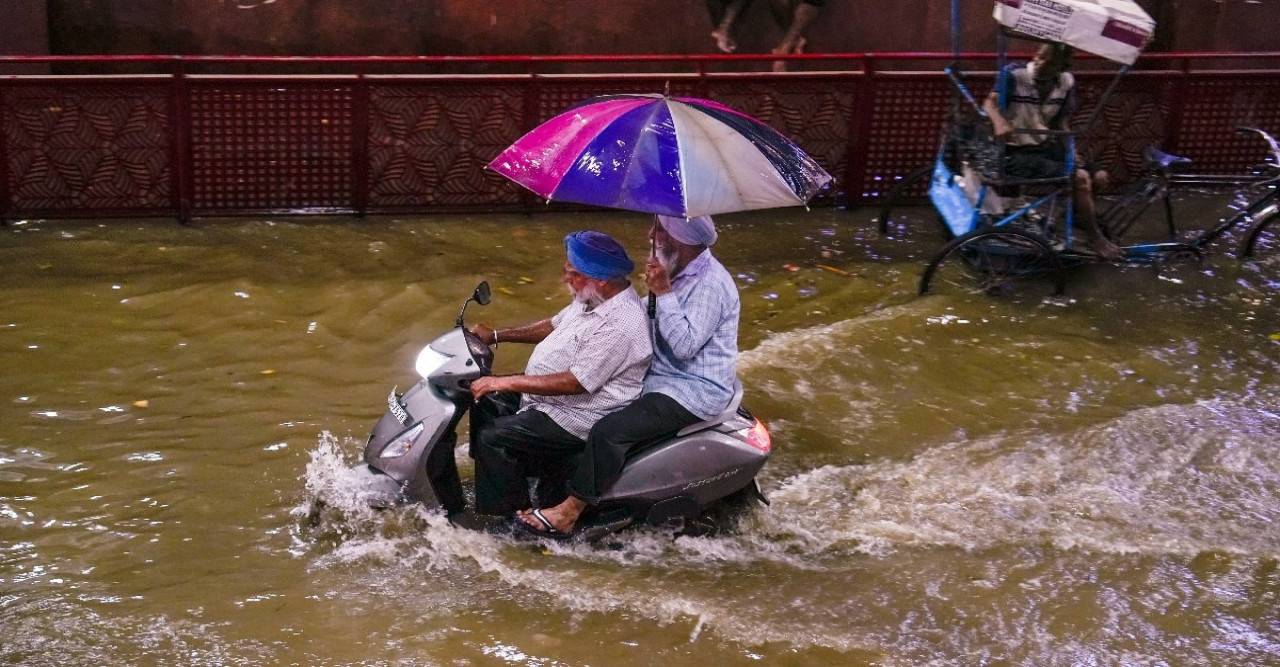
left=1, top=58, right=1277, bottom=220
left=188, top=82, right=354, bottom=212
left=2, top=81, right=171, bottom=214
left=1072, top=73, right=1169, bottom=186
left=366, top=81, right=526, bottom=210
left=535, top=80, right=700, bottom=124
left=1173, top=74, right=1280, bottom=173
left=858, top=75, right=952, bottom=202
left=705, top=77, right=855, bottom=206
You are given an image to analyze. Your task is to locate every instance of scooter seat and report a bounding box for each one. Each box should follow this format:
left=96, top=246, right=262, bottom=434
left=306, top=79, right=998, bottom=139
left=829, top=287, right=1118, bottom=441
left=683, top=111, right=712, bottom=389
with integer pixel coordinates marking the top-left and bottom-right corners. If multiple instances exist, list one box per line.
left=1143, top=145, right=1192, bottom=172
left=676, top=381, right=745, bottom=437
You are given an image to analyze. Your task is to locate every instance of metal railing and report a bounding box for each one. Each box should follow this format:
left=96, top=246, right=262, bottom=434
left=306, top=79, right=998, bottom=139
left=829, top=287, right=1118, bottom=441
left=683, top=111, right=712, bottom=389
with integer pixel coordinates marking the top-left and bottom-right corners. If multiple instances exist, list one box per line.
left=2, top=52, right=1278, bottom=221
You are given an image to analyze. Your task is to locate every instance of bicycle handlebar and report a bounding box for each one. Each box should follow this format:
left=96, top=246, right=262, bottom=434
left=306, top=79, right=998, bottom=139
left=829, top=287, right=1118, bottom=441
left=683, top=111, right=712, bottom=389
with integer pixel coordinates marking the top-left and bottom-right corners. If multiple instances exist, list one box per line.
left=1236, top=126, right=1280, bottom=166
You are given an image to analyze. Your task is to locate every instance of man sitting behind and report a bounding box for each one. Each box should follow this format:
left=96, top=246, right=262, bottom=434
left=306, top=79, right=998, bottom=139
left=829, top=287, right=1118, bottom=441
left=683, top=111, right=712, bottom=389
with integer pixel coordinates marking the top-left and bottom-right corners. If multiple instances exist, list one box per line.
left=982, top=42, right=1124, bottom=260
left=466, top=231, right=652, bottom=516
left=518, top=214, right=740, bottom=537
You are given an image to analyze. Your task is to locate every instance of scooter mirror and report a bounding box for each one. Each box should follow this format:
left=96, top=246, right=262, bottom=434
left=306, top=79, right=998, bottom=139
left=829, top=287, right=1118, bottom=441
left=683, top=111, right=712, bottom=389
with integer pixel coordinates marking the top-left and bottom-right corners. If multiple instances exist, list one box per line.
left=473, top=281, right=491, bottom=306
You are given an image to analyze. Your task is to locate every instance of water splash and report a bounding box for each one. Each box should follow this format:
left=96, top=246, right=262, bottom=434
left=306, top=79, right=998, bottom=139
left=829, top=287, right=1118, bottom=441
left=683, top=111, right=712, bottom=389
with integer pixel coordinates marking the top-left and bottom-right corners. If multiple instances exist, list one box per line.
left=753, top=396, right=1280, bottom=560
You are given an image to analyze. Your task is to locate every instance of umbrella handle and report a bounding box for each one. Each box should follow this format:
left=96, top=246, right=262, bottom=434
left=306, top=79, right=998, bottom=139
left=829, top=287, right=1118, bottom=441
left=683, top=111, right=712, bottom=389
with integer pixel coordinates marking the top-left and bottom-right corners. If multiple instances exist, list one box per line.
left=647, top=239, right=657, bottom=318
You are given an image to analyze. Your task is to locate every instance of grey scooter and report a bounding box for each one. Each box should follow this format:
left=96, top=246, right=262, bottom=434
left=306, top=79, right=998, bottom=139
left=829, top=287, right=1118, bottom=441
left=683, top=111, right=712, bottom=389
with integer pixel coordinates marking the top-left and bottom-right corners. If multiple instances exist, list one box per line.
left=349, top=282, right=771, bottom=542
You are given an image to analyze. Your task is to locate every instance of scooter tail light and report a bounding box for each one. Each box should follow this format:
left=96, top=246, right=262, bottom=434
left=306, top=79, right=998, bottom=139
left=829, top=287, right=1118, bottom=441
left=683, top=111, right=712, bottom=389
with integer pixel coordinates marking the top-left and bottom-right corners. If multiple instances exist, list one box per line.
left=743, top=419, right=771, bottom=452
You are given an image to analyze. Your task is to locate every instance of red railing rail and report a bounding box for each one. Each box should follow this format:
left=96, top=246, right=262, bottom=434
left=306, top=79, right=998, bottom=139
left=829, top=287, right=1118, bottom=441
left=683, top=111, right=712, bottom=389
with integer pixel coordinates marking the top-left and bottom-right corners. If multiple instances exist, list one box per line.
left=2, top=52, right=1278, bottom=222
left=3, top=51, right=1280, bottom=64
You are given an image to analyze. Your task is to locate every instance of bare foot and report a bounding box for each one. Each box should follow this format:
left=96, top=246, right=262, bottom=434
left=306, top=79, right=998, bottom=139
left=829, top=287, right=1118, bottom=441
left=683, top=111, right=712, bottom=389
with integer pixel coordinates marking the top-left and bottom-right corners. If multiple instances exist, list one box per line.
left=771, top=46, right=790, bottom=72
left=771, top=37, right=807, bottom=72
left=711, top=28, right=736, bottom=53
left=1090, top=237, right=1126, bottom=261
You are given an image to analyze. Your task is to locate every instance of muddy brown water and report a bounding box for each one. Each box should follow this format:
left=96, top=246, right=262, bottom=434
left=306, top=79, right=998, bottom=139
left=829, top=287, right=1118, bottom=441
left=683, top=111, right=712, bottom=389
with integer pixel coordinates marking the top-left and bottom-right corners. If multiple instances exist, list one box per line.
left=3, top=201, right=1280, bottom=665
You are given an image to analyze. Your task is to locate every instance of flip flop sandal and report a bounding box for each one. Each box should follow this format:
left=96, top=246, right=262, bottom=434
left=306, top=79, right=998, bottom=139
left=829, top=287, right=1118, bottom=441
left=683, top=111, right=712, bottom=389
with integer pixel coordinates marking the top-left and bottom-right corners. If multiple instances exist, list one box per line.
left=514, top=509, right=575, bottom=542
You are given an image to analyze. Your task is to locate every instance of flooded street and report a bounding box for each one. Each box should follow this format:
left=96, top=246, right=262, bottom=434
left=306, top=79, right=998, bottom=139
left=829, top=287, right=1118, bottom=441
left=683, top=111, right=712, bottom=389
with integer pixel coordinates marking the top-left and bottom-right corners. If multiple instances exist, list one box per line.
left=3, top=204, right=1280, bottom=665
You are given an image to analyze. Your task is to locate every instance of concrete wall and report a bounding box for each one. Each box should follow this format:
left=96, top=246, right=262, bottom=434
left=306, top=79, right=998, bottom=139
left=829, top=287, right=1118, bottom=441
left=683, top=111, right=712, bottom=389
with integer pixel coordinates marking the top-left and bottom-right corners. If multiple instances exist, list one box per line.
left=25, top=1, right=1280, bottom=59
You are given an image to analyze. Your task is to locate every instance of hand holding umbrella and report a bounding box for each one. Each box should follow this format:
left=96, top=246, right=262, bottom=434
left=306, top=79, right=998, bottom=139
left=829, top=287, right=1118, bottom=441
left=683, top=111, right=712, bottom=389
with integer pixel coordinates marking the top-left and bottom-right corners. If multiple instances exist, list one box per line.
left=645, top=254, right=673, bottom=295
left=647, top=236, right=662, bottom=316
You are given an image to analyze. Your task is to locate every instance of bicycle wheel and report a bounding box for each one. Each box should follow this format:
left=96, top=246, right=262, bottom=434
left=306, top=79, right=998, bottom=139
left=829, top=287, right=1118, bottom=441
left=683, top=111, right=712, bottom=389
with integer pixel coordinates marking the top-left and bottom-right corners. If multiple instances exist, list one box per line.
left=919, top=228, right=1066, bottom=297
left=1149, top=243, right=1204, bottom=284
left=876, top=164, right=933, bottom=235
left=1097, top=178, right=1161, bottom=242
left=1239, top=206, right=1280, bottom=262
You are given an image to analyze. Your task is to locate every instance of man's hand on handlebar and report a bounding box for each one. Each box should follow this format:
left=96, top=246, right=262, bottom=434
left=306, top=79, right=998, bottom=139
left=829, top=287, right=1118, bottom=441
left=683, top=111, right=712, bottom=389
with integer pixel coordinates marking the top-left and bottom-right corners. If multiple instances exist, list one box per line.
left=468, top=323, right=496, bottom=346
left=470, top=375, right=505, bottom=399
left=983, top=92, right=1015, bottom=142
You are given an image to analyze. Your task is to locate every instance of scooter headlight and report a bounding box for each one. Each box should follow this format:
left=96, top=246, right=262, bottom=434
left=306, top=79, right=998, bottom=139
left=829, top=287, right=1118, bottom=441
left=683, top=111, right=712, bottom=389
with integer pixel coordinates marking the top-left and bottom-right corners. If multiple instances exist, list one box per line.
left=414, top=346, right=452, bottom=378
left=379, top=423, right=425, bottom=459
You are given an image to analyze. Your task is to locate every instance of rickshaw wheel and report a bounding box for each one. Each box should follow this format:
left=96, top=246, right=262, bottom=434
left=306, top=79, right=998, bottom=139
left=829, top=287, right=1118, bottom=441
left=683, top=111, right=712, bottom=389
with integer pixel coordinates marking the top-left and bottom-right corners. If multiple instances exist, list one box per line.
left=1151, top=244, right=1204, bottom=284
left=1239, top=209, right=1280, bottom=261
left=1156, top=245, right=1203, bottom=267
left=919, top=228, right=1066, bottom=297
left=876, top=164, right=933, bottom=236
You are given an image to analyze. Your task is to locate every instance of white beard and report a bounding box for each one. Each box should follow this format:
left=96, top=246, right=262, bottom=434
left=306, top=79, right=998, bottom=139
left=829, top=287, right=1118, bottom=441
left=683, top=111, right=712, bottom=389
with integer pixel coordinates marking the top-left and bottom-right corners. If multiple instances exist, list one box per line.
left=656, top=244, right=682, bottom=274
left=568, top=282, right=604, bottom=309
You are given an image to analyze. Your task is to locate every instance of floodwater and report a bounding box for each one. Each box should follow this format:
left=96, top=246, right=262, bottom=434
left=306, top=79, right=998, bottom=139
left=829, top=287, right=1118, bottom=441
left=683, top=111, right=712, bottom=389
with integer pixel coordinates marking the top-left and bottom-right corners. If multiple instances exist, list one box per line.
left=3, top=201, right=1280, bottom=665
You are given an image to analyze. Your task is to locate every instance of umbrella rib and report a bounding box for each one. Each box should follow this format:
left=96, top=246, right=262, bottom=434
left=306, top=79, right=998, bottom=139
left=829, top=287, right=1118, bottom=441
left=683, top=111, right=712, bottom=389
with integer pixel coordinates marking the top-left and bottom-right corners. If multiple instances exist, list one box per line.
left=673, top=100, right=802, bottom=217
left=671, top=101, right=740, bottom=217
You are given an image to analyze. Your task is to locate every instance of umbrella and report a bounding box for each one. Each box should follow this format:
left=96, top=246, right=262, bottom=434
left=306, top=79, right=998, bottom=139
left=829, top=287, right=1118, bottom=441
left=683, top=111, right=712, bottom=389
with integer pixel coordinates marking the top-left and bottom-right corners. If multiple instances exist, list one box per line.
left=487, top=94, right=833, bottom=218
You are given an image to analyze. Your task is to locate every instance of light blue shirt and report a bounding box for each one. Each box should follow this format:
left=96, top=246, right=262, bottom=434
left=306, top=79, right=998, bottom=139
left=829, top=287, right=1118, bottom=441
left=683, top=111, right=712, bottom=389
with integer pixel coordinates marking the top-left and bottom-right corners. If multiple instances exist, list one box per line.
left=644, top=249, right=740, bottom=420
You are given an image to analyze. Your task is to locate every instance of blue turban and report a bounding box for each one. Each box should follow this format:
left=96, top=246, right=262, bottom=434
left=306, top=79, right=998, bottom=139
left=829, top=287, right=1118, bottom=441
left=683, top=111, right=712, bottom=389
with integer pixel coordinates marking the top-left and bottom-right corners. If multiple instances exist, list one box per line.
left=564, top=231, right=635, bottom=280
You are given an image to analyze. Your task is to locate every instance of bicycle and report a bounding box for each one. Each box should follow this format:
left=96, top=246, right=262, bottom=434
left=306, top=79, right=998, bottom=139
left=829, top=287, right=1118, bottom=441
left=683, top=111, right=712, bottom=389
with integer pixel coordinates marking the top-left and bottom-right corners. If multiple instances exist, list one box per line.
left=896, top=2, right=1279, bottom=298
left=1096, top=127, right=1280, bottom=263
left=916, top=127, right=1280, bottom=297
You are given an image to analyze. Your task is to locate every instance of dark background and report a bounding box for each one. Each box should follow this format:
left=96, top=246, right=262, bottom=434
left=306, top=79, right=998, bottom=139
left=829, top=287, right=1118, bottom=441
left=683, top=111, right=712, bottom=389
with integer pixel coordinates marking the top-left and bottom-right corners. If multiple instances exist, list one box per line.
left=5, top=0, right=1278, bottom=57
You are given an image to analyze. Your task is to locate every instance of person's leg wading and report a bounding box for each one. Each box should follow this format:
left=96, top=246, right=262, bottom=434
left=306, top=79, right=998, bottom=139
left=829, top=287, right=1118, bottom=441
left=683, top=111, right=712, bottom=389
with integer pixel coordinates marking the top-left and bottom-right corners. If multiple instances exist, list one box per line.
left=517, top=393, right=700, bottom=536
left=570, top=393, right=700, bottom=503
left=473, top=409, right=584, bottom=516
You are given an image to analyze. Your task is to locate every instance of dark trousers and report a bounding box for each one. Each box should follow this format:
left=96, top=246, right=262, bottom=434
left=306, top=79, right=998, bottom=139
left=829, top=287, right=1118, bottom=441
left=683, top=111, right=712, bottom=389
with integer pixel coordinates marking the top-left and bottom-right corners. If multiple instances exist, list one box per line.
left=469, top=391, right=585, bottom=515
left=569, top=392, right=700, bottom=504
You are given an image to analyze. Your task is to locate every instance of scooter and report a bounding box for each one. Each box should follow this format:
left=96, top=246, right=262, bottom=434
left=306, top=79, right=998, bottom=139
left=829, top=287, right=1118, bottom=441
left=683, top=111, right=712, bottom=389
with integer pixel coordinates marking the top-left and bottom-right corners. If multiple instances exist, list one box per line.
left=349, top=281, right=771, bottom=542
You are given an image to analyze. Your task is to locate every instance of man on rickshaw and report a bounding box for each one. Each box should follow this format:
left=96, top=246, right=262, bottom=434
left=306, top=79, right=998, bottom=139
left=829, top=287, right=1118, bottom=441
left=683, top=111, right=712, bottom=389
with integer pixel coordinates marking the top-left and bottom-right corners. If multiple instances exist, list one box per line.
left=981, top=42, right=1125, bottom=260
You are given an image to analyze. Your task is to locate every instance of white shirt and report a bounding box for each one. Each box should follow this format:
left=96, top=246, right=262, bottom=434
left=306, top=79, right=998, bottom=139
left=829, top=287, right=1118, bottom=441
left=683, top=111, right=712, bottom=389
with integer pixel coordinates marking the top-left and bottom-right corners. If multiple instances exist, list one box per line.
left=521, top=285, right=652, bottom=439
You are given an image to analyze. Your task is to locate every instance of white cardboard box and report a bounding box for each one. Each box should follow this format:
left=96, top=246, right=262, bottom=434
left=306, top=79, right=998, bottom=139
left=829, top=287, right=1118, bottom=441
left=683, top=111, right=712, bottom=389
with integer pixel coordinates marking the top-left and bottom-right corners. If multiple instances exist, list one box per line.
left=993, top=0, right=1155, bottom=65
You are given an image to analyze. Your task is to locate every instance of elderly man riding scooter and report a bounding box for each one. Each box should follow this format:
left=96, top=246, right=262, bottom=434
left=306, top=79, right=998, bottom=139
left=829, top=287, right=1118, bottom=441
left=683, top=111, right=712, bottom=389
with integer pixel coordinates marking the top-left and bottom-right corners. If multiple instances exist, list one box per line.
left=518, top=214, right=741, bottom=539
left=466, top=231, right=652, bottom=517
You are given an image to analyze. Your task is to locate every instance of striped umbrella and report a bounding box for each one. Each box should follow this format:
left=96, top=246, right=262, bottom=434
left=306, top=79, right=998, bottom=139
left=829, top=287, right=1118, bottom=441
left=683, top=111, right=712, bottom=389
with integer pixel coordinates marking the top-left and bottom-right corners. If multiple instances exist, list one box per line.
left=488, top=94, right=832, bottom=218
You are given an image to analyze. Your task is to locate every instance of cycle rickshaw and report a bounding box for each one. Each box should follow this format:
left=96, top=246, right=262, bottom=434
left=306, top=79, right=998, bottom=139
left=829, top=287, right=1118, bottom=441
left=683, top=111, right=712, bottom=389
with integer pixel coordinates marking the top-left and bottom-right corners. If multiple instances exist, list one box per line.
left=903, top=0, right=1280, bottom=297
